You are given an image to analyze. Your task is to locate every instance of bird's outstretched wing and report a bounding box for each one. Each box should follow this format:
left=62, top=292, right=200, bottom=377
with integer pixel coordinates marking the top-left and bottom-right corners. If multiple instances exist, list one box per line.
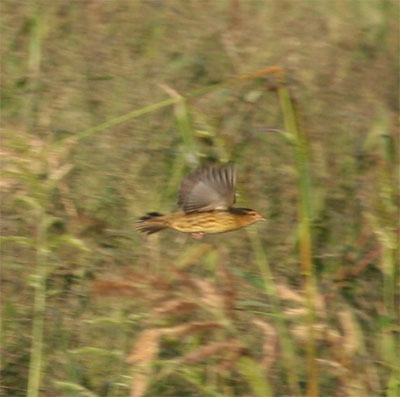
left=178, top=163, right=236, bottom=213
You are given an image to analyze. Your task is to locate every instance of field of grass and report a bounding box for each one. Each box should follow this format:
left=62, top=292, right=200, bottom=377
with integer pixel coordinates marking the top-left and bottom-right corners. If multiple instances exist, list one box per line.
left=1, top=1, right=399, bottom=396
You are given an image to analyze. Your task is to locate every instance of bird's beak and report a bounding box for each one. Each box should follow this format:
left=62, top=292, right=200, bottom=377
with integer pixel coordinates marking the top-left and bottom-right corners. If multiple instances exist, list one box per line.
left=257, top=214, right=266, bottom=221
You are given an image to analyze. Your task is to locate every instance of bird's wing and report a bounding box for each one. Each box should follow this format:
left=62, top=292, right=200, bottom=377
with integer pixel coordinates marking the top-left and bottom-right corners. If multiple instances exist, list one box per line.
left=178, top=163, right=236, bottom=213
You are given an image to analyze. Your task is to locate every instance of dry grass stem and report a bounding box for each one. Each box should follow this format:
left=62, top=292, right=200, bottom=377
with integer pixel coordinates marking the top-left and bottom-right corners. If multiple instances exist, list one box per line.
left=128, top=329, right=162, bottom=365
left=194, top=279, right=225, bottom=312
left=253, top=319, right=279, bottom=371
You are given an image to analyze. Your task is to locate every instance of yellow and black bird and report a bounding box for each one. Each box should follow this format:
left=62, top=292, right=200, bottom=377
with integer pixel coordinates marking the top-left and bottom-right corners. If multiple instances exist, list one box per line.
left=136, top=163, right=265, bottom=239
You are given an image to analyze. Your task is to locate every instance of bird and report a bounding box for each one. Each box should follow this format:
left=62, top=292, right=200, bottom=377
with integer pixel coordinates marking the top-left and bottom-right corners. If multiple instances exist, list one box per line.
left=136, top=163, right=265, bottom=239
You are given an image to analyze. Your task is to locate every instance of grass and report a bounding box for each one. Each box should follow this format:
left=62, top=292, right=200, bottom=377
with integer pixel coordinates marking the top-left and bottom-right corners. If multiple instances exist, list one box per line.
left=1, top=1, right=399, bottom=396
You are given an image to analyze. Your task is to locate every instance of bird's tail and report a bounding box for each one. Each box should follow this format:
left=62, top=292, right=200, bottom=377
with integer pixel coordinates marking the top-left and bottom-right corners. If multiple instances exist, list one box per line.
left=136, top=212, right=169, bottom=235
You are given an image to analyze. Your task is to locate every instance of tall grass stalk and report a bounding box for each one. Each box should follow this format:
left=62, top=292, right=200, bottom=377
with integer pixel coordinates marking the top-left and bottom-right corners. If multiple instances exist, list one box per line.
left=278, top=84, right=318, bottom=397
left=25, top=1, right=48, bottom=130
left=26, top=208, right=48, bottom=397
left=373, top=131, right=399, bottom=396
left=25, top=11, right=51, bottom=390
left=159, top=85, right=199, bottom=208
left=160, top=85, right=198, bottom=167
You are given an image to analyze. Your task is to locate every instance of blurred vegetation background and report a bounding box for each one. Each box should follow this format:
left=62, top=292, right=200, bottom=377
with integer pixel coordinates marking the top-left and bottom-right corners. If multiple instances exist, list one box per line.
left=1, top=1, right=399, bottom=396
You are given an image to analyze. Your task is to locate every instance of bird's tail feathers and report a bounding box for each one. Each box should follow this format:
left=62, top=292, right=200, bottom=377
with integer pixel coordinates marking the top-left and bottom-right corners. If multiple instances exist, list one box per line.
left=136, top=212, right=169, bottom=235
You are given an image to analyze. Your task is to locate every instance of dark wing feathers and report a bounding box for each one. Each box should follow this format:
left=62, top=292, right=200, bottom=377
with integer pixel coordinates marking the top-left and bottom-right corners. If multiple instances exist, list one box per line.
left=178, top=163, right=236, bottom=213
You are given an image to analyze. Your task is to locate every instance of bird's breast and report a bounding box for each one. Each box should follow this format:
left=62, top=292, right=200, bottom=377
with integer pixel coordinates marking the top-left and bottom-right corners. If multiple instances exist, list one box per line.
left=168, top=211, right=241, bottom=234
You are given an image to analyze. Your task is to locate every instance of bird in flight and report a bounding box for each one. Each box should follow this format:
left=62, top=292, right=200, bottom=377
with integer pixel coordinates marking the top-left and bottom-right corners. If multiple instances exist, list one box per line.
left=136, top=163, right=265, bottom=239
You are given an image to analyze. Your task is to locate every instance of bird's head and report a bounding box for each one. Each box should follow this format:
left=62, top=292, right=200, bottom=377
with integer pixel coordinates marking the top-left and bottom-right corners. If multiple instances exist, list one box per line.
left=233, top=208, right=266, bottom=226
